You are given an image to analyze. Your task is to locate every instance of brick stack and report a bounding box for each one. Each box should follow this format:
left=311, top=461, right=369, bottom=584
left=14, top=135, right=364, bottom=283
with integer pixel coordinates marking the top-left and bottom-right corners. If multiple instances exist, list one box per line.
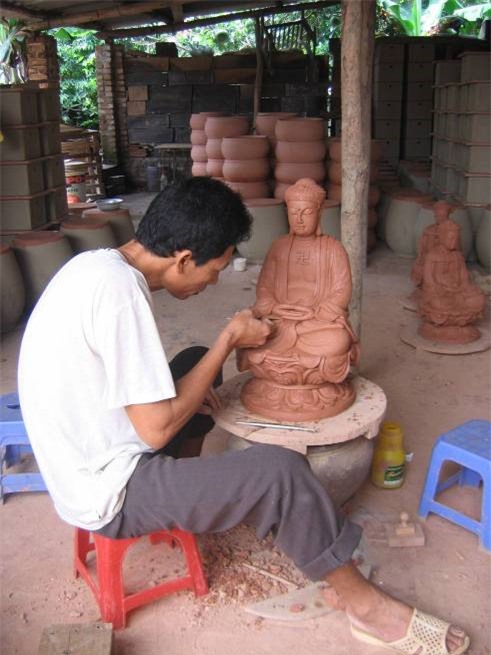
left=222, top=135, right=270, bottom=199
left=26, top=34, right=59, bottom=85
left=190, top=112, right=224, bottom=176
left=0, top=86, right=67, bottom=234
left=274, top=118, right=326, bottom=200
left=403, top=42, right=434, bottom=161
left=95, top=45, right=118, bottom=164
left=373, top=42, right=404, bottom=169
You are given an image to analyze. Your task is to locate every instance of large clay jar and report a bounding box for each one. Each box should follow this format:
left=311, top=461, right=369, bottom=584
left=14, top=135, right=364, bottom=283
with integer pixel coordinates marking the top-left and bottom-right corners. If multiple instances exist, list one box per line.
left=224, top=180, right=269, bottom=200
left=236, top=199, right=289, bottom=261
left=320, top=200, right=341, bottom=240
left=205, top=138, right=223, bottom=160
left=255, top=112, right=297, bottom=146
left=190, top=130, right=207, bottom=146
left=275, top=140, right=326, bottom=163
left=65, top=201, right=96, bottom=217
left=190, top=112, right=225, bottom=130
left=191, top=145, right=207, bottom=163
left=275, top=162, right=325, bottom=185
left=60, top=217, right=118, bottom=253
left=205, top=116, right=249, bottom=139
left=12, top=231, right=73, bottom=310
left=274, top=182, right=291, bottom=200
left=385, top=191, right=433, bottom=258
left=275, top=117, right=324, bottom=142
left=222, top=135, right=270, bottom=160
left=476, top=206, right=491, bottom=271
left=192, top=162, right=208, bottom=177
left=223, top=159, right=270, bottom=183
left=0, top=244, right=25, bottom=332
left=206, top=158, right=224, bottom=178
left=82, top=207, right=135, bottom=246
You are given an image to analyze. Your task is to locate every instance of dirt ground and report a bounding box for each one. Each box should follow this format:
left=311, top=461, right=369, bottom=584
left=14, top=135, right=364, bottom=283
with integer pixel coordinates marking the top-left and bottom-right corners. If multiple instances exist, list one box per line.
left=1, top=192, right=490, bottom=655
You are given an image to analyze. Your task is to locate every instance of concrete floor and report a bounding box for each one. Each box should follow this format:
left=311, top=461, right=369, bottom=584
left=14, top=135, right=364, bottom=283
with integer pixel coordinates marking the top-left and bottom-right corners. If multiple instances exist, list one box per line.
left=1, top=193, right=490, bottom=654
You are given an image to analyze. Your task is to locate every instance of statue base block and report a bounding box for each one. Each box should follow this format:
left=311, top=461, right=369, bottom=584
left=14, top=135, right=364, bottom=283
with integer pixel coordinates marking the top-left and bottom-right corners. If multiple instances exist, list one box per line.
left=419, top=322, right=481, bottom=344
left=240, top=377, right=356, bottom=422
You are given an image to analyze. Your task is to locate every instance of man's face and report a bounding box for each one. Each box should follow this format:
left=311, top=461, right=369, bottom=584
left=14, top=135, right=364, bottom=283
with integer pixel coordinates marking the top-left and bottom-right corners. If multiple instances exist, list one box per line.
left=287, top=200, right=319, bottom=237
left=166, top=246, right=234, bottom=299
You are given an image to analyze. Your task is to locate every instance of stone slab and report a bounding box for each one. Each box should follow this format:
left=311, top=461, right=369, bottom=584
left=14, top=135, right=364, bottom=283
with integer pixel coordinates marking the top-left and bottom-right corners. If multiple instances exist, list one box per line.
left=38, top=623, right=113, bottom=654
left=400, top=316, right=491, bottom=354
left=213, top=373, right=387, bottom=454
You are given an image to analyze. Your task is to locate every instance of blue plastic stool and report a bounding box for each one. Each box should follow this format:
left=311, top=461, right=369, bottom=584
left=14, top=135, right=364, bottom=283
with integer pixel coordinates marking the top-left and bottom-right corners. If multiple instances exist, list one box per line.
left=0, top=391, right=47, bottom=502
left=418, top=420, right=491, bottom=550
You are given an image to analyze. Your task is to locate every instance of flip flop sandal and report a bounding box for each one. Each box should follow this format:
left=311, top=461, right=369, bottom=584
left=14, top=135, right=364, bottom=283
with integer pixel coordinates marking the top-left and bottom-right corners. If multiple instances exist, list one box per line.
left=350, top=608, right=470, bottom=655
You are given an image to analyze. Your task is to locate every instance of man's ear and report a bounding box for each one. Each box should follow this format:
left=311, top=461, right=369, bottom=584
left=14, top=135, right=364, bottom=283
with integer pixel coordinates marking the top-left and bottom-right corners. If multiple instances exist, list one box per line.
left=174, top=250, right=194, bottom=273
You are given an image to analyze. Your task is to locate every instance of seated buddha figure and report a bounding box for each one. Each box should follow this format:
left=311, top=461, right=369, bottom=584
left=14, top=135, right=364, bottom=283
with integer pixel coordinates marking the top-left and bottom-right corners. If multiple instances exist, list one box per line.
left=418, top=218, right=485, bottom=344
left=411, top=200, right=452, bottom=289
left=238, top=178, right=360, bottom=421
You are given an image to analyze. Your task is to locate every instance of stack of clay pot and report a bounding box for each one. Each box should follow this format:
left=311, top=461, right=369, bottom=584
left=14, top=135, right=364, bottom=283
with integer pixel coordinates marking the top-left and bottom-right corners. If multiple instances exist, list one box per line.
left=326, top=138, right=382, bottom=251
left=274, top=118, right=326, bottom=200
left=254, top=112, right=298, bottom=150
left=222, top=135, right=271, bottom=200
left=204, top=116, right=249, bottom=180
left=236, top=198, right=289, bottom=261
left=190, top=112, right=224, bottom=177
left=0, top=244, right=25, bottom=332
left=60, top=217, right=118, bottom=253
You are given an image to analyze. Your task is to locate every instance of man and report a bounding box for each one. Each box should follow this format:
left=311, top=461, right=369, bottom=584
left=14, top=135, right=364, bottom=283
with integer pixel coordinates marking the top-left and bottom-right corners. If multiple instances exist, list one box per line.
left=18, top=177, right=469, bottom=655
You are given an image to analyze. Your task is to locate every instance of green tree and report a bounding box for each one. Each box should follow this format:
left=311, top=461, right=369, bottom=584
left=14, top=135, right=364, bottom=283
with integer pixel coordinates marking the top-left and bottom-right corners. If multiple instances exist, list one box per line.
left=50, top=27, right=101, bottom=129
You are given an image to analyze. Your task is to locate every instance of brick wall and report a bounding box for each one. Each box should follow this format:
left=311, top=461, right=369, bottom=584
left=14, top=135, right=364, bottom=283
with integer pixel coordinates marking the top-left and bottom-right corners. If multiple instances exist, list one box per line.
left=26, top=34, right=60, bottom=86
left=95, top=44, right=118, bottom=164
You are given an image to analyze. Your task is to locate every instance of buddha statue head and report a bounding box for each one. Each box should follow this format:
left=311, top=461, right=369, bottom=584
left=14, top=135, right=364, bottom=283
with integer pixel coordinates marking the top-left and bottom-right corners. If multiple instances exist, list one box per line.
left=433, top=200, right=452, bottom=225
left=284, top=178, right=326, bottom=238
left=438, top=218, right=461, bottom=252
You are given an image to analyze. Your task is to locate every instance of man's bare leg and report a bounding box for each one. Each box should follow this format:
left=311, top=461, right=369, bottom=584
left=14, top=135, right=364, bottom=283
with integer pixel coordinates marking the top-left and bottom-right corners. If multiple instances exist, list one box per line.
left=324, top=562, right=468, bottom=653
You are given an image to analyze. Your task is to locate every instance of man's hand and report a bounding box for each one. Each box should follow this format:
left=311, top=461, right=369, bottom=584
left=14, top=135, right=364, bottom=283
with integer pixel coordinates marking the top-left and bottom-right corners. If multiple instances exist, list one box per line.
left=197, top=387, right=222, bottom=415
left=223, top=309, right=274, bottom=349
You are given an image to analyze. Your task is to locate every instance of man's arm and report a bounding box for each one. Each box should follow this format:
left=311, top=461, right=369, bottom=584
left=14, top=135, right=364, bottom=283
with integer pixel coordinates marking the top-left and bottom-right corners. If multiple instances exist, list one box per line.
left=125, top=310, right=272, bottom=449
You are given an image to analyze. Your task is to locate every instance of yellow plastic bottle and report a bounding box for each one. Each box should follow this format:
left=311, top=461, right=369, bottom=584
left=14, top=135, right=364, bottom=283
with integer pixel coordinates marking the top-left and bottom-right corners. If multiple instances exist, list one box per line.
left=371, top=421, right=406, bottom=489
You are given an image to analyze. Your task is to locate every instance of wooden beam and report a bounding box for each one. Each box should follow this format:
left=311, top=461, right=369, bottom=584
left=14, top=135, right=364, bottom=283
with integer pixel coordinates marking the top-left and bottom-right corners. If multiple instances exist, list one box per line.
left=253, top=18, right=264, bottom=128
left=29, top=1, right=168, bottom=31
left=96, top=0, right=338, bottom=39
left=340, top=0, right=375, bottom=338
left=0, top=1, right=47, bottom=20
left=170, top=1, right=184, bottom=23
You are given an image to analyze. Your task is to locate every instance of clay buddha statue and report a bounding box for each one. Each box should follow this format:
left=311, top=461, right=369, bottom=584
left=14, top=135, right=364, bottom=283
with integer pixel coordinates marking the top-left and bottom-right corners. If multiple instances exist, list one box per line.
left=412, top=200, right=453, bottom=289
left=418, top=218, right=485, bottom=343
left=237, top=178, right=360, bottom=421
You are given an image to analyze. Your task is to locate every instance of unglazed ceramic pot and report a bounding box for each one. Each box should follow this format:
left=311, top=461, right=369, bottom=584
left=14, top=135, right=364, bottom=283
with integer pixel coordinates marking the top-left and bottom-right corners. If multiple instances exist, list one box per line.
left=224, top=180, right=270, bottom=199
left=206, top=158, right=224, bottom=177
left=192, top=162, right=208, bottom=177
left=64, top=201, right=96, bottom=216
left=82, top=208, right=135, bottom=246
left=413, top=202, right=473, bottom=261
left=0, top=244, right=25, bottom=332
left=275, top=117, right=324, bottom=142
left=190, top=145, right=207, bottom=163
left=204, top=116, right=249, bottom=139
left=12, top=231, right=73, bottom=309
left=236, top=199, right=289, bottom=261
left=320, top=200, right=341, bottom=240
left=274, top=182, right=291, bottom=200
left=205, top=138, right=223, bottom=159
left=275, top=161, right=325, bottom=184
left=275, top=140, right=326, bottom=163
left=476, top=206, right=491, bottom=271
left=327, top=137, right=382, bottom=163
left=237, top=178, right=360, bottom=421
left=223, top=159, right=270, bottom=183
left=222, top=135, right=270, bottom=160
left=385, top=191, right=433, bottom=258
left=190, top=129, right=207, bottom=146
left=255, top=112, right=297, bottom=145
left=60, top=217, right=118, bottom=253
left=190, top=112, right=225, bottom=130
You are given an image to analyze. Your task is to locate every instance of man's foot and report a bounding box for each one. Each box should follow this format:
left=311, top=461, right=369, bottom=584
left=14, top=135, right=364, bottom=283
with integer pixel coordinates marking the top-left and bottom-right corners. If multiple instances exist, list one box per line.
left=324, top=564, right=469, bottom=654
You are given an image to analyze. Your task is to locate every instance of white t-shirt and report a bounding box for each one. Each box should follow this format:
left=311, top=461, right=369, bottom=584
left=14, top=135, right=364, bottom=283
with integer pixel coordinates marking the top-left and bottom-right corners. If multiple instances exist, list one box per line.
left=18, top=249, right=176, bottom=530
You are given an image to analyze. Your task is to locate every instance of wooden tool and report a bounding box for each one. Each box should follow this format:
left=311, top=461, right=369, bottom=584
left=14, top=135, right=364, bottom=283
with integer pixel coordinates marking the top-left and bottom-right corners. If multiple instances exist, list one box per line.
left=386, top=511, right=426, bottom=547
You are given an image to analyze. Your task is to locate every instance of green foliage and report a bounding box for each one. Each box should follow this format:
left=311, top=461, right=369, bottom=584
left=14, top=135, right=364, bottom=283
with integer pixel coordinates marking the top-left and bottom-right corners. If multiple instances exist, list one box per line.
left=50, top=27, right=101, bottom=129
left=0, top=18, right=30, bottom=85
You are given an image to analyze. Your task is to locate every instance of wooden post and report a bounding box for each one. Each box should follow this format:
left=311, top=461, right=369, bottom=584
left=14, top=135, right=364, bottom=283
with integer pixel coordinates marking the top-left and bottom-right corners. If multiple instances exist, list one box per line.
left=340, top=0, right=375, bottom=339
left=253, top=18, right=264, bottom=131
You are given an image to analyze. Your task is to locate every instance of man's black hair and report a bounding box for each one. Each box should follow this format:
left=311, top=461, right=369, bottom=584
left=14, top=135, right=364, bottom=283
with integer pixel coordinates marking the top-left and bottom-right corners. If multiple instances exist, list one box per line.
left=135, top=177, right=251, bottom=265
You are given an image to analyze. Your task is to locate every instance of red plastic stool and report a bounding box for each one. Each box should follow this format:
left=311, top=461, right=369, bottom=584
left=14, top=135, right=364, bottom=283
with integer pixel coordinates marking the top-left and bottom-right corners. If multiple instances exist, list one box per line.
left=74, top=527, right=208, bottom=628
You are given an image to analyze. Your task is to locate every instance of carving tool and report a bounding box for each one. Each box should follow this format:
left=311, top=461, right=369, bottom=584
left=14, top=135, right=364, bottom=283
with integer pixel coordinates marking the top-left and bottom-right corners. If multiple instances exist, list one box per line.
left=235, top=420, right=317, bottom=433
